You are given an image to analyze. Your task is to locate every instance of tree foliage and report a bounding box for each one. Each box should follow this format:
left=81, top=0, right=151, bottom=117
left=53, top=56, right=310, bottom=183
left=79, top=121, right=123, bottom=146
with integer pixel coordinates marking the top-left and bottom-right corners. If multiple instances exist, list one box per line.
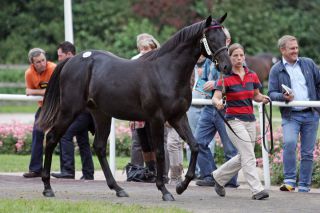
left=0, top=0, right=319, bottom=64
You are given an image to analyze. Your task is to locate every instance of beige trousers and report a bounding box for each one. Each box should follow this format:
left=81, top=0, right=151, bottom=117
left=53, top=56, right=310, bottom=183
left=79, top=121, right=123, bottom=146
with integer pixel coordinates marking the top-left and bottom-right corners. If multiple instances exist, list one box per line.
left=166, top=127, right=183, bottom=167
left=212, top=119, right=264, bottom=194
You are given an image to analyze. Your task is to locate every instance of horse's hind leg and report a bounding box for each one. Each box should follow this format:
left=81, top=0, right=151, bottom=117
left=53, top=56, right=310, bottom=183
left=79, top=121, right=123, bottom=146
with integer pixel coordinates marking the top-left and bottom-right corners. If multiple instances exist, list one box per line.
left=148, top=121, right=174, bottom=201
left=42, top=114, right=75, bottom=197
left=168, top=114, right=198, bottom=195
left=91, top=111, right=128, bottom=197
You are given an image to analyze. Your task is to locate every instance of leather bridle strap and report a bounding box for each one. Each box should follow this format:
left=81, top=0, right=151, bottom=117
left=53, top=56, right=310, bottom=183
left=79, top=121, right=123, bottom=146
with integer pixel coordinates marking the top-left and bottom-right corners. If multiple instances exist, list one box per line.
left=201, top=25, right=227, bottom=61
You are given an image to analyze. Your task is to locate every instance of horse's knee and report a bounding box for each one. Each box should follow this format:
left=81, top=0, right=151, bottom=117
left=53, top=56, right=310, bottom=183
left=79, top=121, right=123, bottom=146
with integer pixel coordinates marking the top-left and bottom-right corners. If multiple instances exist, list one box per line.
left=93, top=143, right=106, bottom=157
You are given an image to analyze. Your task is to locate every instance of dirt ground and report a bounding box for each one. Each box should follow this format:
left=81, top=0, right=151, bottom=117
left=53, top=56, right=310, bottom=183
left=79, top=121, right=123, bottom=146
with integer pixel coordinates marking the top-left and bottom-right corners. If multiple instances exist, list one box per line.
left=1, top=174, right=320, bottom=213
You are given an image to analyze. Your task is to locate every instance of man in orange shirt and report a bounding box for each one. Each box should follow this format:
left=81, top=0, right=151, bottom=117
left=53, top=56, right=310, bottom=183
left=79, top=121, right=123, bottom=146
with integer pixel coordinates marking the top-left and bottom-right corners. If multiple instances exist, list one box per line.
left=23, top=48, right=56, bottom=178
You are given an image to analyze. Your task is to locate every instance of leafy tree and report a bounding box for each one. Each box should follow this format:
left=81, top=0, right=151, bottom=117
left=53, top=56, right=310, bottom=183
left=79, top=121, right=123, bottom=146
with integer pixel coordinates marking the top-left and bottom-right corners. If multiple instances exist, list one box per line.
left=0, top=0, right=319, bottom=64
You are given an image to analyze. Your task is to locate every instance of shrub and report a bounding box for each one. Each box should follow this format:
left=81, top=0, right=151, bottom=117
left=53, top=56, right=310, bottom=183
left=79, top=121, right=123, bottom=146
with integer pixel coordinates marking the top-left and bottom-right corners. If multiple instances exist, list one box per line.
left=0, top=121, right=33, bottom=154
left=0, top=121, right=133, bottom=157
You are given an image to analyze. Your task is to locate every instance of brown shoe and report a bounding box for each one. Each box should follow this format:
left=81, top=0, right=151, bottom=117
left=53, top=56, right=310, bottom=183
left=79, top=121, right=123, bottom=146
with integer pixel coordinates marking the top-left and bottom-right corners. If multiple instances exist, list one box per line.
left=23, top=171, right=41, bottom=178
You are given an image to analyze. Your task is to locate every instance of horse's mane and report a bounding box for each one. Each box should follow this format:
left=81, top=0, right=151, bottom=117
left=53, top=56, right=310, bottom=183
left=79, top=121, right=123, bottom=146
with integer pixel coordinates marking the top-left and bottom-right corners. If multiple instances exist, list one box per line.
left=141, top=20, right=207, bottom=60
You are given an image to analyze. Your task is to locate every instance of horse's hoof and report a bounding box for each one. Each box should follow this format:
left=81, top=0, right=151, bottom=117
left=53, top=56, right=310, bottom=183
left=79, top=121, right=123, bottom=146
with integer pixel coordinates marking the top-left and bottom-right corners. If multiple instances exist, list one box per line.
left=43, top=189, right=55, bottom=197
left=176, top=182, right=186, bottom=195
left=162, top=193, right=175, bottom=201
left=116, top=190, right=129, bottom=197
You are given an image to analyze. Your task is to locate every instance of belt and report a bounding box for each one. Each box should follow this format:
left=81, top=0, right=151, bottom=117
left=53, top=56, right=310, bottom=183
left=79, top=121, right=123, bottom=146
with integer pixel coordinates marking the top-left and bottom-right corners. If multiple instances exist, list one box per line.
left=292, top=108, right=312, bottom=113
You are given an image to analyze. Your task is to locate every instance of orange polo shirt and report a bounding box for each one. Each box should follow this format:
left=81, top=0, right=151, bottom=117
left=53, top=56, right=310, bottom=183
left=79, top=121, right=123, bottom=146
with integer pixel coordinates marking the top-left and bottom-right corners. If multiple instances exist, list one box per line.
left=25, top=61, right=56, bottom=107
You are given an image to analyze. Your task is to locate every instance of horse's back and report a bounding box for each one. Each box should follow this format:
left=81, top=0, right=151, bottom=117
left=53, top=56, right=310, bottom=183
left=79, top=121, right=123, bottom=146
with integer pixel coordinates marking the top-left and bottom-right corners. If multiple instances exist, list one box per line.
left=246, top=53, right=275, bottom=83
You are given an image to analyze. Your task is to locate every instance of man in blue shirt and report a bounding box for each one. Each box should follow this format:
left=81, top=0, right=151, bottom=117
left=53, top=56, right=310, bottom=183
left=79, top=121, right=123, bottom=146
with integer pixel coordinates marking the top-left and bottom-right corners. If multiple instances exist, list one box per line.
left=268, top=35, right=320, bottom=192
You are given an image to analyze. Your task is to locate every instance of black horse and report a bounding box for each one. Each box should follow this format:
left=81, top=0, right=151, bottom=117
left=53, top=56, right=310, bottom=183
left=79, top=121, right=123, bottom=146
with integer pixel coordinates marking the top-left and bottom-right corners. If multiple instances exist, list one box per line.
left=246, top=53, right=278, bottom=84
left=38, top=14, right=231, bottom=201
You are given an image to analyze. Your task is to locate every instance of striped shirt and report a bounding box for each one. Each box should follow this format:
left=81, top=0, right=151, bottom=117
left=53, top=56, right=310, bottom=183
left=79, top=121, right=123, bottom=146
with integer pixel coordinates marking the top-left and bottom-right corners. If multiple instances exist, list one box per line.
left=215, top=66, right=261, bottom=121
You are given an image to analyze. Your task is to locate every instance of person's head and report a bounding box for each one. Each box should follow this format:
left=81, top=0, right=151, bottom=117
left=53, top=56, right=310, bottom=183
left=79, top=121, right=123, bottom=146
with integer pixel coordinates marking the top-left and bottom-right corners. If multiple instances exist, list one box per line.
left=136, top=33, right=160, bottom=54
left=278, top=35, right=299, bottom=64
left=57, top=41, right=76, bottom=62
left=222, top=27, right=231, bottom=46
left=137, top=38, right=159, bottom=55
left=228, top=43, right=245, bottom=68
left=28, top=48, right=47, bottom=73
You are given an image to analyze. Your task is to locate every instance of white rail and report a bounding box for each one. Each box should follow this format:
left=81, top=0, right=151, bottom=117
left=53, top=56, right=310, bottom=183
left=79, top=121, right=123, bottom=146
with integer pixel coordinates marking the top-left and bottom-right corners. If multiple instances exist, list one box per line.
left=1, top=94, right=320, bottom=186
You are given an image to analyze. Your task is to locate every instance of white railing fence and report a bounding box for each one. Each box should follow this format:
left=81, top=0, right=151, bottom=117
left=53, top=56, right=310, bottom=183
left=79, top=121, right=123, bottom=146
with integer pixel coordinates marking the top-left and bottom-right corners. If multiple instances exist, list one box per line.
left=1, top=94, right=320, bottom=188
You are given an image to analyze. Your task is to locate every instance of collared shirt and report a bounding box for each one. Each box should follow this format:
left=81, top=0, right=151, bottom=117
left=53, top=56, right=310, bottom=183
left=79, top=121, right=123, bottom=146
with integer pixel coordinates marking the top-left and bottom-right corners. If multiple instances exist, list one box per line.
left=282, top=57, right=309, bottom=111
left=25, top=61, right=56, bottom=107
left=215, top=66, right=261, bottom=121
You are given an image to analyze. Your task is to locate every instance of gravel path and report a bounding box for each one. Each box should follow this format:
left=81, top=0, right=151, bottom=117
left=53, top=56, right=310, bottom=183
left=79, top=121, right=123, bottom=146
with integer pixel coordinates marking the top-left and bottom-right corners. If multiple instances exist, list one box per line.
left=1, top=174, right=320, bottom=213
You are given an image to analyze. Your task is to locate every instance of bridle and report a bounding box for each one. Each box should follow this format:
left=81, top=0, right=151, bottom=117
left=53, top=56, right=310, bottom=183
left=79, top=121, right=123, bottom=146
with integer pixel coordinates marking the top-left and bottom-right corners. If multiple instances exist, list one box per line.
left=200, top=25, right=228, bottom=65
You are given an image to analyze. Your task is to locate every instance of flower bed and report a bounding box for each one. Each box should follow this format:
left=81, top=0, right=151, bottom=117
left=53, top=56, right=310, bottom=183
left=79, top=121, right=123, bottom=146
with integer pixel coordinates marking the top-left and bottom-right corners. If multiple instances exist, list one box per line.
left=0, top=121, right=33, bottom=154
left=0, top=121, right=132, bottom=156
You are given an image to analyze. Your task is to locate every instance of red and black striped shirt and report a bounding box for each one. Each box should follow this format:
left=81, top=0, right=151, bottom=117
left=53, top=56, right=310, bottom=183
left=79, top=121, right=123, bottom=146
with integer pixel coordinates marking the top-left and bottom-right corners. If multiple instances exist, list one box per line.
left=215, top=67, right=261, bottom=121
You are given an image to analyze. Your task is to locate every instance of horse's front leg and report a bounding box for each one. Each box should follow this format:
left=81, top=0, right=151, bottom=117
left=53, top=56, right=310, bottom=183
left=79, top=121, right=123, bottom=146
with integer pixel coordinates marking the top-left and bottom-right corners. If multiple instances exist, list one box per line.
left=42, top=130, right=60, bottom=197
left=169, top=114, right=198, bottom=195
left=92, top=113, right=128, bottom=197
left=148, top=121, right=174, bottom=201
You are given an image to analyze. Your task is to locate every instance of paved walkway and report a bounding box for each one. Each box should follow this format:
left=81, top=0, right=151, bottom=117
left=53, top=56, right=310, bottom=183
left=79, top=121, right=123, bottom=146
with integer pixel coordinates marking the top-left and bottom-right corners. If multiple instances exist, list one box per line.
left=2, top=168, right=320, bottom=194
left=1, top=172, right=320, bottom=213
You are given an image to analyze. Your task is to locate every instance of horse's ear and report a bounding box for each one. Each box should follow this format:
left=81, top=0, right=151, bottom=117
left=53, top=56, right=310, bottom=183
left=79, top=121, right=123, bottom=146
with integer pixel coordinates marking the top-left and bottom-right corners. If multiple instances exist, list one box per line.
left=205, top=16, right=212, bottom=27
left=217, top=13, right=227, bottom=24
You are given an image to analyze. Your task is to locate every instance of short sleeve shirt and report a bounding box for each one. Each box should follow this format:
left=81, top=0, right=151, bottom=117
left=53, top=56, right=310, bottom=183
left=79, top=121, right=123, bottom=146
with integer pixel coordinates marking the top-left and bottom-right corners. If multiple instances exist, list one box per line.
left=25, top=61, right=56, bottom=106
left=215, top=67, right=261, bottom=121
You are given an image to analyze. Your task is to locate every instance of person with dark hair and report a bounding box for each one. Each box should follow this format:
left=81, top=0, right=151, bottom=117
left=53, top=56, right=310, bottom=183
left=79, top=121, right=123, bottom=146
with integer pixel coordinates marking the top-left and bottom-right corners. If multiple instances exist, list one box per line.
left=212, top=43, right=270, bottom=200
left=57, top=41, right=76, bottom=61
left=268, top=35, right=320, bottom=193
left=51, top=41, right=95, bottom=180
left=23, top=48, right=56, bottom=178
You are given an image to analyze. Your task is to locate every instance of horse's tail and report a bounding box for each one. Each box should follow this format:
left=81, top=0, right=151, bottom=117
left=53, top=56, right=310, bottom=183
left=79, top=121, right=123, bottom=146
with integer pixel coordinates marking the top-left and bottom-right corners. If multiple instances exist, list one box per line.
left=37, top=58, right=71, bottom=131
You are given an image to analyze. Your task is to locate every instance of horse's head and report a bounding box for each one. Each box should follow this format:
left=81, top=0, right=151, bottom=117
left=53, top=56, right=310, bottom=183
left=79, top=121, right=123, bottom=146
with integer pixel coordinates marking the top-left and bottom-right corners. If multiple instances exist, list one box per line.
left=201, top=13, right=232, bottom=74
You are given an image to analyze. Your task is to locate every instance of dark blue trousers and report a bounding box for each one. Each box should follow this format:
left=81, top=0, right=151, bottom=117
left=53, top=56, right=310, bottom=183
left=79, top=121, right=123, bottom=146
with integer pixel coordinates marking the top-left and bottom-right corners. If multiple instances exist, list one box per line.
left=59, top=112, right=94, bottom=178
left=29, top=107, right=45, bottom=173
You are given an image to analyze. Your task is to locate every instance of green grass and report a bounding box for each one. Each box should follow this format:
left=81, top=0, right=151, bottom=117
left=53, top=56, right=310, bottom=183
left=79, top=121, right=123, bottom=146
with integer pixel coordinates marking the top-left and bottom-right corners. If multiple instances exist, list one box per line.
left=0, top=104, right=38, bottom=113
left=0, top=199, right=188, bottom=213
left=0, top=154, right=132, bottom=172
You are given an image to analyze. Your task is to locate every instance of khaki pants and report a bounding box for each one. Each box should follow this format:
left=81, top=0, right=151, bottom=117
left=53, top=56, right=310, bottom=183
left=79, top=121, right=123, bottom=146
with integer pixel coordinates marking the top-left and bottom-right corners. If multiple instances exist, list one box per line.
left=212, top=119, right=264, bottom=194
left=166, top=127, right=183, bottom=167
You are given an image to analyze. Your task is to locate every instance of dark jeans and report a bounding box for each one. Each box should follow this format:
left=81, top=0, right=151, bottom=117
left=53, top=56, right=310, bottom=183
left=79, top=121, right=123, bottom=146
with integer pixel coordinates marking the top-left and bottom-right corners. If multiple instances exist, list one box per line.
left=29, top=107, right=45, bottom=173
left=59, top=112, right=94, bottom=178
left=195, top=106, right=238, bottom=185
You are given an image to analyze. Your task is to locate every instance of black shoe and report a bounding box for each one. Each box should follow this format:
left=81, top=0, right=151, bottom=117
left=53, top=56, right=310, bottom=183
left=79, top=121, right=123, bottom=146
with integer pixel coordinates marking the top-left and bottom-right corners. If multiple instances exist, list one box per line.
left=51, top=172, right=75, bottom=179
left=23, top=171, right=41, bottom=178
left=213, top=177, right=225, bottom=197
left=252, top=190, right=269, bottom=200
left=196, top=177, right=215, bottom=187
left=80, top=176, right=94, bottom=180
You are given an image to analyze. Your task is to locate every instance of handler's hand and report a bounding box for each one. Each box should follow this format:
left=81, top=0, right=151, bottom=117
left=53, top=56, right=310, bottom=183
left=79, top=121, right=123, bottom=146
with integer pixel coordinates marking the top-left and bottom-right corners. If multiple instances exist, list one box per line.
left=203, top=80, right=214, bottom=91
left=215, top=99, right=224, bottom=110
left=262, top=95, right=271, bottom=104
